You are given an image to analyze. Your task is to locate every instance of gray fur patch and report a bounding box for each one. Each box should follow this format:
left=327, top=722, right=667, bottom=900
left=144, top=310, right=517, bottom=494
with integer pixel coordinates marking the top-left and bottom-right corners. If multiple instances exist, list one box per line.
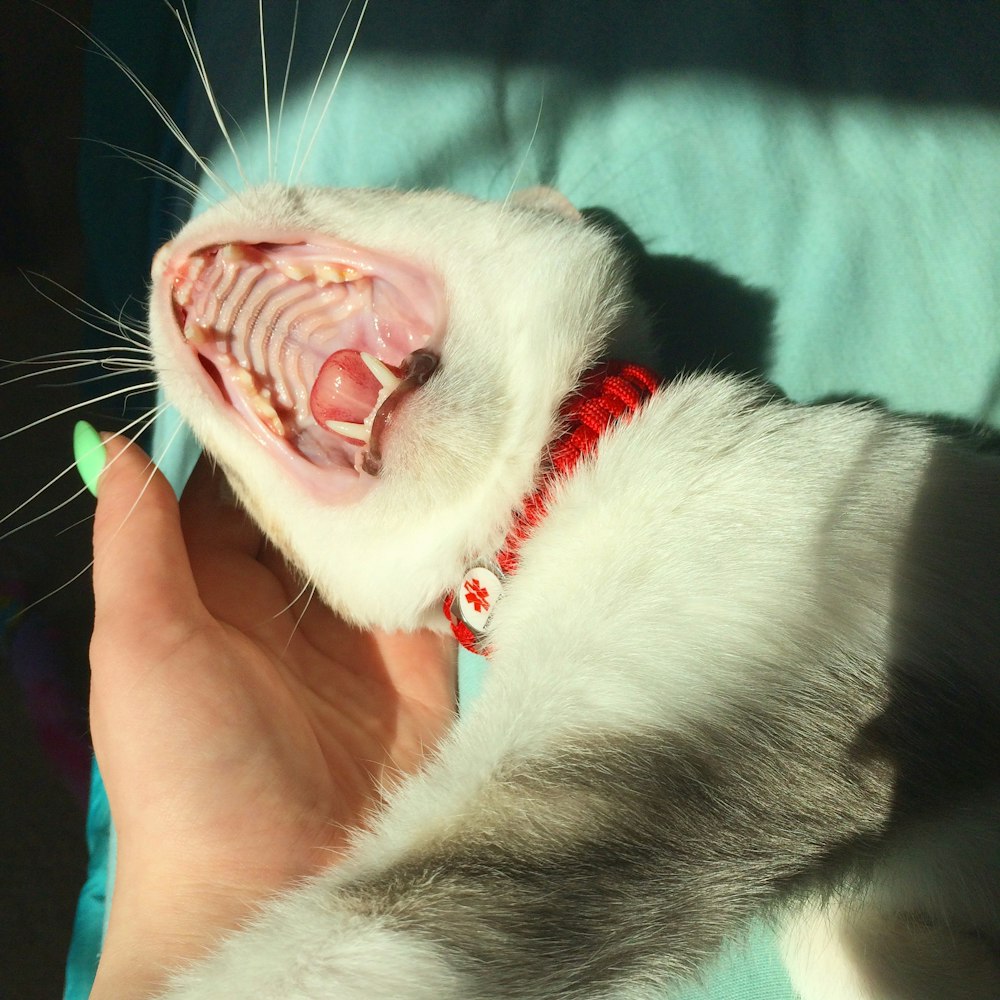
left=343, top=686, right=901, bottom=999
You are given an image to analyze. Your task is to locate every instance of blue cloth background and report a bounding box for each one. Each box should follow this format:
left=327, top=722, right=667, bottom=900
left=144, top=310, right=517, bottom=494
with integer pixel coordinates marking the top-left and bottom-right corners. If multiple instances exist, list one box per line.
left=66, top=2, right=1000, bottom=997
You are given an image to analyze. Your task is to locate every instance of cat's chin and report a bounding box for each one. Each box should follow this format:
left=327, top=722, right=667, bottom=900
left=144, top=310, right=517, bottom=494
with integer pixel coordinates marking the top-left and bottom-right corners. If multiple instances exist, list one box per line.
left=150, top=228, right=447, bottom=504
left=147, top=184, right=632, bottom=627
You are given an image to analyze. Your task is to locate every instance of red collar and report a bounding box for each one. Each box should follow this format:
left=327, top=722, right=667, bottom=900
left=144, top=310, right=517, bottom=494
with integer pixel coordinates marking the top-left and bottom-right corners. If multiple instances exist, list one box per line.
left=444, top=360, right=661, bottom=655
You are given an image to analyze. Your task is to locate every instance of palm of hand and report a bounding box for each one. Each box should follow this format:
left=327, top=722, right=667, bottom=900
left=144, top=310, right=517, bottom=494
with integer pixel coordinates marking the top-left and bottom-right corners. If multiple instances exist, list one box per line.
left=90, top=451, right=457, bottom=898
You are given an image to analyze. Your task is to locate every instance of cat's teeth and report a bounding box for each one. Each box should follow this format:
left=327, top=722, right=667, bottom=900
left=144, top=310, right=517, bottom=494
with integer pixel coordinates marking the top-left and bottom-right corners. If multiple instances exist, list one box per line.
left=251, top=395, right=284, bottom=436
left=184, top=322, right=210, bottom=345
left=173, top=256, right=204, bottom=307
left=360, top=352, right=403, bottom=393
left=324, top=418, right=371, bottom=444
left=314, top=263, right=359, bottom=286
left=274, top=261, right=309, bottom=281
left=233, top=367, right=255, bottom=389
left=269, top=259, right=360, bottom=286
left=219, top=243, right=249, bottom=265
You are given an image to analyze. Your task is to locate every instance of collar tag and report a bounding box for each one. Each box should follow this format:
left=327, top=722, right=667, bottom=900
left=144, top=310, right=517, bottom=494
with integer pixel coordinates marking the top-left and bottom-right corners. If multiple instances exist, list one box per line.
left=452, top=564, right=505, bottom=640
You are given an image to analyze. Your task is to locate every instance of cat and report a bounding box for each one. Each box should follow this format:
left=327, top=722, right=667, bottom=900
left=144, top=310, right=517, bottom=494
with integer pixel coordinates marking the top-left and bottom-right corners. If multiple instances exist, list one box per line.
left=145, top=181, right=1000, bottom=999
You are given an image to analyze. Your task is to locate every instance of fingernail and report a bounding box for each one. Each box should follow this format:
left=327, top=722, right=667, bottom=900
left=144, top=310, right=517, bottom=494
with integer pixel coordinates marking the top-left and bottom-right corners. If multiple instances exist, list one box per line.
left=73, top=420, right=106, bottom=497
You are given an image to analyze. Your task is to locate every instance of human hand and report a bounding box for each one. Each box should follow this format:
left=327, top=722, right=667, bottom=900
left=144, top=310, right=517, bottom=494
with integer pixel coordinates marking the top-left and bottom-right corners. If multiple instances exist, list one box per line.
left=87, top=435, right=457, bottom=996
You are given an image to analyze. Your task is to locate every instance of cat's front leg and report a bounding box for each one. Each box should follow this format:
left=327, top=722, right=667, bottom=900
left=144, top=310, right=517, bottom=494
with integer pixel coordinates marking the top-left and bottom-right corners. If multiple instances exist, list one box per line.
left=160, top=660, right=895, bottom=1000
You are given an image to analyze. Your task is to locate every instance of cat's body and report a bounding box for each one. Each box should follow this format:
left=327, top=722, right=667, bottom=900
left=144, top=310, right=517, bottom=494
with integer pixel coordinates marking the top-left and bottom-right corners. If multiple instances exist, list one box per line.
left=147, top=184, right=1000, bottom=999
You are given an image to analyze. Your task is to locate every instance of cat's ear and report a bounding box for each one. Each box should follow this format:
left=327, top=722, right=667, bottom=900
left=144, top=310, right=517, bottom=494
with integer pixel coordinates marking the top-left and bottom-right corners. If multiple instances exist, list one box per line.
left=508, top=186, right=582, bottom=222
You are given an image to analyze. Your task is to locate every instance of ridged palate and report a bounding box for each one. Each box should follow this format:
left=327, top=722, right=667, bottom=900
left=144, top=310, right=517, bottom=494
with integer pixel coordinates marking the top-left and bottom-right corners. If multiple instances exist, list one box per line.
left=178, top=246, right=373, bottom=427
left=169, top=239, right=442, bottom=482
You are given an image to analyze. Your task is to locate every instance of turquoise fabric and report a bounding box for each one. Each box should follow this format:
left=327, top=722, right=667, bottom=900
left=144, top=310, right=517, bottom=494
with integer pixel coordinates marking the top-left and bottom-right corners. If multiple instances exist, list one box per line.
left=68, top=2, right=1000, bottom=997
left=63, top=761, right=110, bottom=999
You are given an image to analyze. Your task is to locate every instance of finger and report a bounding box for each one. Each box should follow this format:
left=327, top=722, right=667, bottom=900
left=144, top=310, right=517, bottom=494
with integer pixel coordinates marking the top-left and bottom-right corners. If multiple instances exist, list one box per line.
left=377, top=628, right=459, bottom=711
left=180, top=454, right=264, bottom=559
left=92, top=434, right=202, bottom=638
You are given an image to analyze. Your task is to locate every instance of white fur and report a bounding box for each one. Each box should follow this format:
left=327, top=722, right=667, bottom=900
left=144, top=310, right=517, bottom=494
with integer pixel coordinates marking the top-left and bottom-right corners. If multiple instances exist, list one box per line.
left=150, top=185, right=999, bottom=999
left=163, top=879, right=471, bottom=999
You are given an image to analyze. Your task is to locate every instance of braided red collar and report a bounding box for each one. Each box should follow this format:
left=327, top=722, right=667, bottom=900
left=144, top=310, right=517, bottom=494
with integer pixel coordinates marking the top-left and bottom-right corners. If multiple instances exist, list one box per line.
left=444, top=360, right=661, bottom=655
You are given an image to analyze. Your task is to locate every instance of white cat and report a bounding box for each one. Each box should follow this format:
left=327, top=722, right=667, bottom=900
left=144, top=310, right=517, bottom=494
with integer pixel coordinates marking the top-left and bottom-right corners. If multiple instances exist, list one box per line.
left=147, top=182, right=1000, bottom=999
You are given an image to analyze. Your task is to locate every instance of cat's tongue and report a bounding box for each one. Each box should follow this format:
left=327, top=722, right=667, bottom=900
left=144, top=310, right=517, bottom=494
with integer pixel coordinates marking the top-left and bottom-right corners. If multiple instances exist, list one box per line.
left=309, top=347, right=436, bottom=465
left=309, top=350, right=382, bottom=442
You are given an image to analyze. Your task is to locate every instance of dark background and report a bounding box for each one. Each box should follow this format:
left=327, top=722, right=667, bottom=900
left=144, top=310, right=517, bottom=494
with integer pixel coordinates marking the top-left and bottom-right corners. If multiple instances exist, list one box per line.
left=1, top=3, right=94, bottom=998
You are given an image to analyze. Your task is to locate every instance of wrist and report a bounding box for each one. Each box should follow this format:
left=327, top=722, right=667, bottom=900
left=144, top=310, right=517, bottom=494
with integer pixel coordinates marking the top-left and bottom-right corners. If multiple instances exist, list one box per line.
left=90, top=868, right=273, bottom=999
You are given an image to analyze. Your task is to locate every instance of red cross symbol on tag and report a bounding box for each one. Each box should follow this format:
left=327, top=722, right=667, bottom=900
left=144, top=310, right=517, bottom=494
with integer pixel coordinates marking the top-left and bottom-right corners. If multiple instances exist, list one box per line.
left=458, top=566, right=504, bottom=633
left=463, top=577, right=492, bottom=613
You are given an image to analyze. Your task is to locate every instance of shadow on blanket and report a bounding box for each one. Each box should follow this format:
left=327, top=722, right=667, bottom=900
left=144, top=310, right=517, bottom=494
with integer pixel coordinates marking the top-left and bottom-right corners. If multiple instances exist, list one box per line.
left=584, top=206, right=777, bottom=381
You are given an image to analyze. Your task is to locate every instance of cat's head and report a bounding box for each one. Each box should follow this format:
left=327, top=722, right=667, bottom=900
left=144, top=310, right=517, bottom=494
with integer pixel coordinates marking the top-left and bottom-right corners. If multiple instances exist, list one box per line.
left=149, top=184, right=633, bottom=629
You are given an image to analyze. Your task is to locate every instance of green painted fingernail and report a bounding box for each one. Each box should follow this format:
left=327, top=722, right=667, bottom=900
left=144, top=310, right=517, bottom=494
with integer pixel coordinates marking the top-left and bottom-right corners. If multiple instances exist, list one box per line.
left=73, top=420, right=106, bottom=497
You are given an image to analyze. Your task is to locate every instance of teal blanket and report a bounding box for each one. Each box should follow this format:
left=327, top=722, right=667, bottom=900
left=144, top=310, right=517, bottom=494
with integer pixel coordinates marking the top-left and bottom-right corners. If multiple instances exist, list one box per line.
left=67, top=3, right=1000, bottom=997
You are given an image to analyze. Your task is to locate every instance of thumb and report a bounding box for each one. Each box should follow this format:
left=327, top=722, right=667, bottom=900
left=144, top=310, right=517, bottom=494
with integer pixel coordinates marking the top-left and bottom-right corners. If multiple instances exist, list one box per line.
left=91, top=432, right=201, bottom=637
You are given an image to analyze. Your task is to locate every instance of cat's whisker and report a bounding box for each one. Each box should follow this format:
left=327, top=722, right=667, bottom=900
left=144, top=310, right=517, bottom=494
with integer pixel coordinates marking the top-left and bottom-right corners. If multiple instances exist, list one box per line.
left=0, top=381, right=159, bottom=442
left=369, top=745, right=409, bottom=805
left=70, top=404, right=168, bottom=542
left=0, top=352, right=149, bottom=380
left=54, top=365, right=156, bottom=390
left=50, top=397, right=162, bottom=536
left=501, top=85, right=546, bottom=215
left=1, top=463, right=94, bottom=538
left=50, top=6, right=234, bottom=199
left=162, top=207, right=194, bottom=231
left=1, top=346, right=151, bottom=367
left=21, top=270, right=149, bottom=330
left=293, top=0, right=370, bottom=186
left=281, top=581, right=318, bottom=653
left=0, top=359, right=149, bottom=389
left=55, top=510, right=100, bottom=538
left=0, top=401, right=167, bottom=537
left=558, top=135, right=665, bottom=213
left=120, top=383, right=160, bottom=413
left=271, top=575, right=314, bottom=622
left=20, top=272, right=151, bottom=349
left=12, top=558, right=94, bottom=623
left=42, top=309, right=146, bottom=349
left=83, top=137, right=205, bottom=203
left=98, top=357, right=155, bottom=371
left=170, top=1, right=250, bottom=190
left=13, top=413, right=182, bottom=620
left=149, top=407, right=187, bottom=469
left=289, top=0, right=356, bottom=184
left=274, top=1, right=301, bottom=181
left=259, top=0, right=273, bottom=182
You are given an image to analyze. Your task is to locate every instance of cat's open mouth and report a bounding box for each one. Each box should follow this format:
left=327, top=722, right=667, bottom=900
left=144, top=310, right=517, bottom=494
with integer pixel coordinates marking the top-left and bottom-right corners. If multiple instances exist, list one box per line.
left=163, top=239, right=443, bottom=484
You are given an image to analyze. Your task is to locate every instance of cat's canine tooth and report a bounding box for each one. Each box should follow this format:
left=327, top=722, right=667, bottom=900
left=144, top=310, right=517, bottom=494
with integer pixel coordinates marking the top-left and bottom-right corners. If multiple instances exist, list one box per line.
left=360, top=351, right=403, bottom=393
left=324, top=418, right=371, bottom=443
